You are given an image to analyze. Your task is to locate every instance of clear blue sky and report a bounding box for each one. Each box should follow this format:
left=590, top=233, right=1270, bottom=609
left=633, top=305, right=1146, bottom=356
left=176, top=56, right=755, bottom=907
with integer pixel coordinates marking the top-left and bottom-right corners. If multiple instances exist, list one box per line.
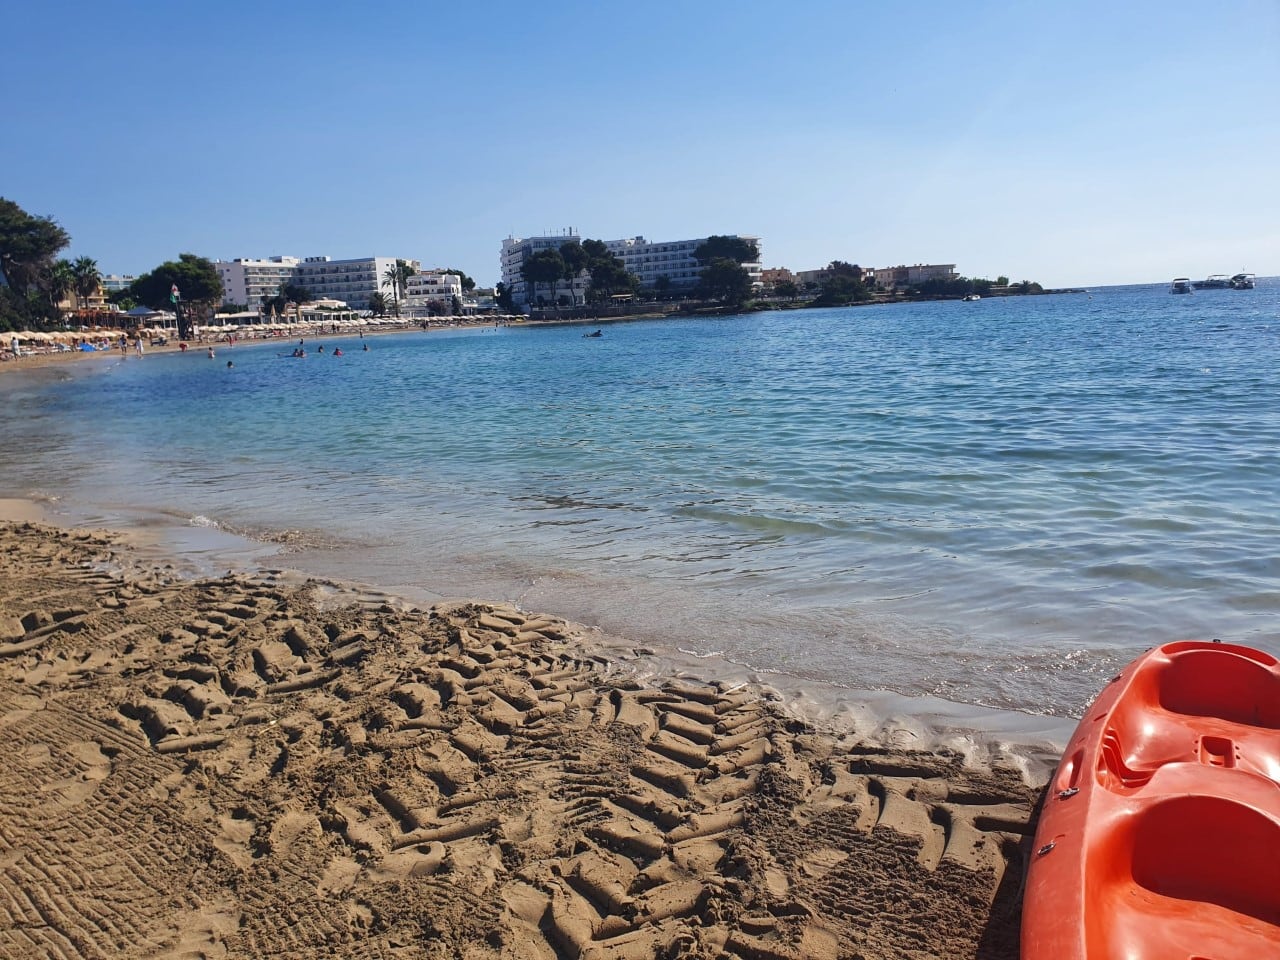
left=4, top=0, right=1277, bottom=287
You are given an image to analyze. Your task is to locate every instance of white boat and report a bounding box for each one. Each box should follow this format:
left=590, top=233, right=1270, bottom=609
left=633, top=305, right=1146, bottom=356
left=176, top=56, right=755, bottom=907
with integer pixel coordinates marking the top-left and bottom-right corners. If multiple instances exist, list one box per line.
left=1230, top=272, right=1256, bottom=289
left=961, top=293, right=981, bottom=302
left=1192, top=274, right=1231, bottom=289
left=1170, top=278, right=1193, bottom=294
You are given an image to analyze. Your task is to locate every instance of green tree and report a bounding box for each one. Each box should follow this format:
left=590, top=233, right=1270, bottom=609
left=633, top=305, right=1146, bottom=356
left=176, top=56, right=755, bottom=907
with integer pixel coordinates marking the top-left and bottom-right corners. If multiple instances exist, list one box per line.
left=127, top=253, right=223, bottom=339
left=576, top=240, right=637, bottom=304
left=129, top=254, right=223, bottom=309
left=774, top=280, right=799, bottom=299
left=495, top=282, right=515, bottom=313
left=654, top=275, right=672, bottom=301
left=692, top=235, right=759, bottom=266
left=0, top=198, right=72, bottom=331
left=451, top=295, right=463, bottom=316
left=996, top=275, right=1010, bottom=287
left=281, top=282, right=312, bottom=304
left=559, top=241, right=589, bottom=306
left=587, top=258, right=636, bottom=304
left=0, top=197, right=70, bottom=299
left=367, top=291, right=390, bottom=316
left=696, top=258, right=753, bottom=306
left=47, top=259, right=75, bottom=312
left=521, top=249, right=566, bottom=308
left=71, top=256, right=101, bottom=311
left=811, top=261, right=871, bottom=306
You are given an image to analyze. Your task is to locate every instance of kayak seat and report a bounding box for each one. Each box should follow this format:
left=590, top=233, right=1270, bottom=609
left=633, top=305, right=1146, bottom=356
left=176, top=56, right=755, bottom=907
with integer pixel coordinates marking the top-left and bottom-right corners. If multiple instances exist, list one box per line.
left=1128, top=792, right=1280, bottom=924
left=1096, top=644, right=1280, bottom=791
left=1088, top=783, right=1280, bottom=957
left=1157, top=646, right=1280, bottom=728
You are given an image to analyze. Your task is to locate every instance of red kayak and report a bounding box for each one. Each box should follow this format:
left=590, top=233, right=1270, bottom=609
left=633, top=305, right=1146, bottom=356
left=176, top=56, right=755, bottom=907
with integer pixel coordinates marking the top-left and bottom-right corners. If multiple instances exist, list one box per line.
left=1022, top=640, right=1280, bottom=959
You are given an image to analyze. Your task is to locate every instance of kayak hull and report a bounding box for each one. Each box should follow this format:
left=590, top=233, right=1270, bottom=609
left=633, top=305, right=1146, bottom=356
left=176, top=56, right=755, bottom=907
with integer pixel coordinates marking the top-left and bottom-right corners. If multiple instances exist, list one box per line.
left=1022, top=640, right=1280, bottom=959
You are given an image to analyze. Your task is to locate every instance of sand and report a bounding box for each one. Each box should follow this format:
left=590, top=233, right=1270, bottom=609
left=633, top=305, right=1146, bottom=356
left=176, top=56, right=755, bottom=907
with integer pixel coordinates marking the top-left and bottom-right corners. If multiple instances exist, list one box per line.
left=0, top=520, right=1041, bottom=959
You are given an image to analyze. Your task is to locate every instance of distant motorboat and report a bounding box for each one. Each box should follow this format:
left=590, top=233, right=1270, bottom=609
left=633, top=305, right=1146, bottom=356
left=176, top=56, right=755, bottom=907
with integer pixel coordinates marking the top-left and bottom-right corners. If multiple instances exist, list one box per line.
left=1170, top=278, right=1193, bottom=295
left=1192, top=274, right=1231, bottom=290
left=1230, top=272, right=1256, bottom=290
left=961, top=293, right=981, bottom=302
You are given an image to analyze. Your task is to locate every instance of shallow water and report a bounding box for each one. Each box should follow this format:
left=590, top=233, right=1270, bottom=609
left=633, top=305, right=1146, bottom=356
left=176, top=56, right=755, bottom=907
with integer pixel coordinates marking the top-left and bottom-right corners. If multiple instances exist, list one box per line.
left=3, top=281, right=1277, bottom=726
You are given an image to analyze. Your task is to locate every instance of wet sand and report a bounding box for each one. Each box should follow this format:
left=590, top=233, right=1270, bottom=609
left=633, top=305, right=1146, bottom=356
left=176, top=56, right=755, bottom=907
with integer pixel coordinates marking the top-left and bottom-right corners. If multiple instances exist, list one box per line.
left=0, top=519, right=1040, bottom=958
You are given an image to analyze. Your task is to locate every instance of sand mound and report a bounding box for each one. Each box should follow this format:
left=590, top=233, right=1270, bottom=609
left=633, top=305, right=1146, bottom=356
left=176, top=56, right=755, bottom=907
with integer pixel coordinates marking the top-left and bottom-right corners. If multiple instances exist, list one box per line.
left=0, top=521, right=1037, bottom=959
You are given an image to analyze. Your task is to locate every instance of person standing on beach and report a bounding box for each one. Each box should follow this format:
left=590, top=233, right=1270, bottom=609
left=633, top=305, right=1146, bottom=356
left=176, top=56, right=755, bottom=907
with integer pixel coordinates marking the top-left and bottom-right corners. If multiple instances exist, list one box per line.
left=9, top=335, right=18, bottom=359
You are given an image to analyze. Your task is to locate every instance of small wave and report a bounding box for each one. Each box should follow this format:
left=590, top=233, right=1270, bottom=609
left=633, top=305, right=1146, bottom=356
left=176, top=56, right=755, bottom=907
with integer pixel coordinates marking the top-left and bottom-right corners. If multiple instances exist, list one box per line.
left=189, top=515, right=220, bottom=528
left=677, top=647, right=726, bottom=659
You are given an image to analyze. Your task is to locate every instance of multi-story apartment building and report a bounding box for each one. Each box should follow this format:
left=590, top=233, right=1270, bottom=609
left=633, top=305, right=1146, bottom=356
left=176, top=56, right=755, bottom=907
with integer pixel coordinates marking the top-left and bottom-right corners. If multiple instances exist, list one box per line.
left=214, top=255, right=421, bottom=310
left=795, top=265, right=874, bottom=288
left=294, top=256, right=419, bottom=310
left=871, top=264, right=957, bottom=289
left=499, top=232, right=586, bottom=309
left=215, top=257, right=302, bottom=307
left=604, top=235, right=762, bottom=294
left=500, top=231, right=763, bottom=309
left=760, top=267, right=795, bottom=289
left=403, top=270, right=464, bottom=311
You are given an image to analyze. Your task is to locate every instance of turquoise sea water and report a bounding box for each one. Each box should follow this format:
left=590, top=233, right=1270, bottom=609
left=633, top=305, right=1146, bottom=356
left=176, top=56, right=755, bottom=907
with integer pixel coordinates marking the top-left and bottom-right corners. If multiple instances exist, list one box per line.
left=3, top=281, right=1278, bottom=724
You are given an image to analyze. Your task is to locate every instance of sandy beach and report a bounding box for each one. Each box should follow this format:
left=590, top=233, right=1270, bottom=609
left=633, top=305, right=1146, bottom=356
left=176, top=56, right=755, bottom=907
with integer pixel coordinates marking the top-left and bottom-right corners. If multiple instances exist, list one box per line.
left=0, top=518, right=1039, bottom=959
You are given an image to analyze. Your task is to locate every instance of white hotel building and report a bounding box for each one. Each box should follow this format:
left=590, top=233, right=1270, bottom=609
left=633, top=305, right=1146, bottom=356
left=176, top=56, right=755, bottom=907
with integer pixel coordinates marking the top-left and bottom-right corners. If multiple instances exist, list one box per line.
left=294, top=256, right=419, bottom=309
left=214, top=255, right=421, bottom=310
left=500, top=232, right=763, bottom=309
left=215, top=256, right=302, bottom=307
left=403, top=270, right=464, bottom=311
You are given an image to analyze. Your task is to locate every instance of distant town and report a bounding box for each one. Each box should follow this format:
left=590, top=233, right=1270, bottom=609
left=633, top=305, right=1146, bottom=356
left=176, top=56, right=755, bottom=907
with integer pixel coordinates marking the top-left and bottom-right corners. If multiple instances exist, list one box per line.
left=1, top=197, right=1049, bottom=338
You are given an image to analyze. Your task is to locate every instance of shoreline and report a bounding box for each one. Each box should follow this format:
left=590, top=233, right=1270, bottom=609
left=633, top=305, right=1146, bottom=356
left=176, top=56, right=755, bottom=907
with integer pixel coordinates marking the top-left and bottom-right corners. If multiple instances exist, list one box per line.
left=0, top=495, right=1072, bottom=787
left=0, top=516, right=1040, bottom=958
left=0, top=316, right=507, bottom=375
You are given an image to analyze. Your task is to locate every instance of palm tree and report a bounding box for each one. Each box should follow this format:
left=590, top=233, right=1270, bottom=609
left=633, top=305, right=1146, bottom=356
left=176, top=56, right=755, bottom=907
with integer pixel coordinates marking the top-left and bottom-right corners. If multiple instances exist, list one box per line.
left=45, top=259, right=75, bottom=314
left=71, top=256, right=101, bottom=312
left=367, top=291, right=389, bottom=317
left=381, top=264, right=400, bottom=317
left=381, top=260, right=416, bottom=318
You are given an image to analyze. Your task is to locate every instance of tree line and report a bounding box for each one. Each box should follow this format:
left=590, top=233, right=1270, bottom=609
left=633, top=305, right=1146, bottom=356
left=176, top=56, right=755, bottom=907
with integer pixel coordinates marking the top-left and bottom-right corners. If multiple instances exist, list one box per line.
left=508, top=235, right=761, bottom=312
left=1, top=198, right=107, bottom=331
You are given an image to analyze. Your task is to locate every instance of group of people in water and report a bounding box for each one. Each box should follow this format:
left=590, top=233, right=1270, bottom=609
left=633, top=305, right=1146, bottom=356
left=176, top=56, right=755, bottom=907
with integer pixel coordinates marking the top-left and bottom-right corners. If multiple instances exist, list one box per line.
left=194, top=336, right=371, bottom=367
left=282, top=338, right=367, bottom=358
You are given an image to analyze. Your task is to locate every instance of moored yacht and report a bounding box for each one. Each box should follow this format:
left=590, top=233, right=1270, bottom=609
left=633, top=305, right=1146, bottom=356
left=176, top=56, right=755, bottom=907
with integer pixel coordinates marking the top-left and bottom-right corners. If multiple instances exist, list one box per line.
left=1170, top=277, right=1193, bottom=294
left=1230, top=272, right=1256, bottom=289
left=1192, top=274, right=1231, bottom=289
